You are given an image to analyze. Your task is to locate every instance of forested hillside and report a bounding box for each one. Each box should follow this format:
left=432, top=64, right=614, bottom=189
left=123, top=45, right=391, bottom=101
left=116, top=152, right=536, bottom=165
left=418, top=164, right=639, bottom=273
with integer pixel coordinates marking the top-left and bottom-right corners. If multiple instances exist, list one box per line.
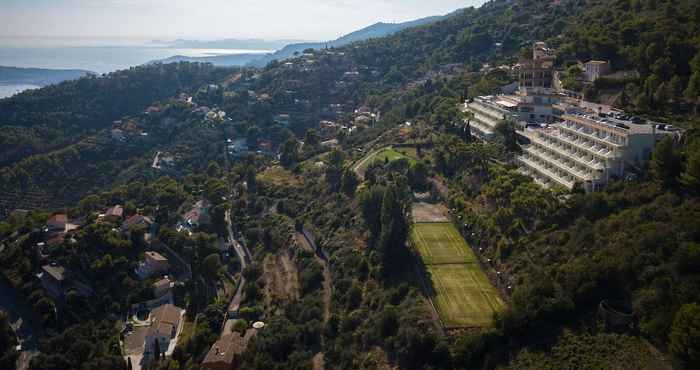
left=0, top=63, right=230, bottom=167
left=556, top=0, right=700, bottom=116
left=1, top=0, right=700, bottom=369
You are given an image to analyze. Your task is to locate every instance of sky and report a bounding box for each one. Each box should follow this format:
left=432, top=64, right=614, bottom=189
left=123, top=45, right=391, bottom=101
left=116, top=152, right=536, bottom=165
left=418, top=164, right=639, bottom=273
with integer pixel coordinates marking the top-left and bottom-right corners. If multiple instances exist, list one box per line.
left=0, top=0, right=487, bottom=41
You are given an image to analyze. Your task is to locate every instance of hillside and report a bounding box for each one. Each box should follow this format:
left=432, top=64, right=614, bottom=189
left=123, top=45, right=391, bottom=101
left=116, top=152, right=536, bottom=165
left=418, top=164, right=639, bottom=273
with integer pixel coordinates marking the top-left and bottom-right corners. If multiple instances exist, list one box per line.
left=247, top=14, right=449, bottom=67
left=1, top=0, right=700, bottom=370
left=0, top=66, right=93, bottom=87
left=150, top=14, right=450, bottom=68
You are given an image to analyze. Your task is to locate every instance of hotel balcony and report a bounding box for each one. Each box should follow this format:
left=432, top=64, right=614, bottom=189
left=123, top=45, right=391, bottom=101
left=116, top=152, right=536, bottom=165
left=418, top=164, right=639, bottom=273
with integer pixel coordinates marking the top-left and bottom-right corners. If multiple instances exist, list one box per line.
left=468, top=119, right=495, bottom=138
left=518, top=155, right=576, bottom=189
left=559, top=121, right=625, bottom=148
left=472, top=112, right=500, bottom=129
left=525, top=132, right=605, bottom=171
left=533, top=126, right=621, bottom=160
left=467, top=102, right=507, bottom=122
left=521, top=145, right=596, bottom=183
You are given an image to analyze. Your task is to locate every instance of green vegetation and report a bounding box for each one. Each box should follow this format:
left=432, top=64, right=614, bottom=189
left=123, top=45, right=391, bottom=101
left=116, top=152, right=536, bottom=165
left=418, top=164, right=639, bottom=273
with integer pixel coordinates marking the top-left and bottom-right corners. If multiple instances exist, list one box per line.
left=1, top=0, right=700, bottom=368
left=355, top=147, right=415, bottom=176
left=411, top=223, right=476, bottom=265
left=428, top=264, right=504, bottom=328
left=412, top=223, right=503, bottom=327
left=0, top=312, right=18, bottom=370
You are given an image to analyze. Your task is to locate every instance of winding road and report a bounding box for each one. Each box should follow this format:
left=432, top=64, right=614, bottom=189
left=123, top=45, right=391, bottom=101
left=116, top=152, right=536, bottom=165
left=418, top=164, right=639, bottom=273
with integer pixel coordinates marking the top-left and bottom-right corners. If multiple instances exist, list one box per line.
left=221, top=209, right=251, bottom=334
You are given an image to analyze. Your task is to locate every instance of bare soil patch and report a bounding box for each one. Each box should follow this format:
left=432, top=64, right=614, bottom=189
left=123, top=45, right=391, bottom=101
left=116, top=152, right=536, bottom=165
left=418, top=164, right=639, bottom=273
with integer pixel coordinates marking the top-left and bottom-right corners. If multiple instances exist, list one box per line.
left=263, top=250, right=299, bottom=311
left=412, top=202, right=449, bottom=223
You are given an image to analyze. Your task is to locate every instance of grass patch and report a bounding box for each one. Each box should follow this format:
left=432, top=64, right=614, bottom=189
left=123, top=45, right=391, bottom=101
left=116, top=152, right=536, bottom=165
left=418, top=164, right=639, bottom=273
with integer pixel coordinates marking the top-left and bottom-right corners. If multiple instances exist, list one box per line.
left=257, top=166, right=301, bottom=187
left=411, top=222, right=504, bottom=328
left=355, top=147, right=415, bottom=175
left=412, top=223, right=476, bottom=265
left=427, top=264, right=504, bottom=327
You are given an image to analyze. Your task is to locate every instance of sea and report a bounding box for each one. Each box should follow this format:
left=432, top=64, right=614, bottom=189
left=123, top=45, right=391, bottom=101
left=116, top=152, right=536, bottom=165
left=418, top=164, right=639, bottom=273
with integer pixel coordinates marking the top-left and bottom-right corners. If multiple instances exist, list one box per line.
left=0, top=36, right=272, bottom=98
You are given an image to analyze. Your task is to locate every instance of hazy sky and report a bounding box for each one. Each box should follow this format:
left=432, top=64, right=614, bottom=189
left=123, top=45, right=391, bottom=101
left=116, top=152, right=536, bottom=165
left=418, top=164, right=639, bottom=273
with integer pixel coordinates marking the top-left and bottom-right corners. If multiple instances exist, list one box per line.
left=0, top=0, right=487, bottom=41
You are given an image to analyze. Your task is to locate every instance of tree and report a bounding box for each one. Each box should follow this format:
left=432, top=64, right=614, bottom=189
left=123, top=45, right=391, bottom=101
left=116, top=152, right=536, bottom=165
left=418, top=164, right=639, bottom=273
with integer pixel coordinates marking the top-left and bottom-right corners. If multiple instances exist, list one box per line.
left=669, top=303, right=700, bottom=368
left=279, top=138, right=299, bottom=169
left=650, top=136, right=682, bottom=187
left=246, top=125, right=260, bottom=149
left=232, top=319, right=248, bottom=335
left=303, top=129, right=321, bottom=154
left=206, top=161, right=222, bottom=178
left=325, top=149, right=344, bottom=192
left=407, top=161, right=429, bottom=191
left=245, top=166, right=257, bottom=194
left=378, top=186, right=410, bottom=272
left=360, top=186, right=385, bottom=242
left=341, top=169, right=359, bottom=196
left=680, top=142, right=700, bottom=193
left=494, top=119, right=520, bottom=153
left=202, top=253, right=222, bottom=281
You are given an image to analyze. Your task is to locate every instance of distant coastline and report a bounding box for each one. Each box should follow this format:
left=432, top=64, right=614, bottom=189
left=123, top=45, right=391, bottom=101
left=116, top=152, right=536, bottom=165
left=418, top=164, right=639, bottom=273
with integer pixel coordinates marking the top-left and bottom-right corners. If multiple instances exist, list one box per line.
left=0, top=66, right=93, bottom=98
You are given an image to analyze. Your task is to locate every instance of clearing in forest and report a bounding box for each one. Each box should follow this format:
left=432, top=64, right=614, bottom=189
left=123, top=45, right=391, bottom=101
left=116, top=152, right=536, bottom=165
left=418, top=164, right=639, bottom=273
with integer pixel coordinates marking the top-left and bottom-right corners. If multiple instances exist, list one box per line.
left=263, top=250, right=300, bottom=310
left=411, top=222, right=504, bottom=328
left=354, top=147, right=415, bottom=177
left=412, top=202, right=450, bottom=223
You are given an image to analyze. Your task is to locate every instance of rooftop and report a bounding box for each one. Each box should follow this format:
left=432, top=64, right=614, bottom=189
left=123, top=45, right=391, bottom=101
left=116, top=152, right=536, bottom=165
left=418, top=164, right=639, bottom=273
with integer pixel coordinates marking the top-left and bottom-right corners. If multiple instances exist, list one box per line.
left=202, top=329, right=257, bottom=366
left=105, top=205, right=123, bottom=218
left=145, top=251, right=168, bottom=262
left=42, top=264, right=67, bottom=281
left=47, top=214, right=67, bottom=225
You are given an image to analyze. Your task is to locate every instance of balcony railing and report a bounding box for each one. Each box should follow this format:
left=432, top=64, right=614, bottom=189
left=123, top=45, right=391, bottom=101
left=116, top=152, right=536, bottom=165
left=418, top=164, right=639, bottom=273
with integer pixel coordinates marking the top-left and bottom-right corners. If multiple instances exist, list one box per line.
left=472, top=112, right=500, bottom=128
left=527, top=134, right=605, bottom=171
left=522, top=146, right=594, bottom=182
left=559, top=122, right=624, bottom=148
left=518, top=156, right=575, bottom=189
left=534, top=127, right=621, bottom=160
left=469, top=120, right=494, bottom=137
left=468, top=102, right=507, bottom=121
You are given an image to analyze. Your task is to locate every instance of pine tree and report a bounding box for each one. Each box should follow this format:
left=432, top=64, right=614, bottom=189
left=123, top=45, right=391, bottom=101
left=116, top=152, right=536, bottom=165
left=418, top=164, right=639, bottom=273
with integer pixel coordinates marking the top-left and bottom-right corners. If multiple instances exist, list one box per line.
left=650, top=136, right=681, bottom=187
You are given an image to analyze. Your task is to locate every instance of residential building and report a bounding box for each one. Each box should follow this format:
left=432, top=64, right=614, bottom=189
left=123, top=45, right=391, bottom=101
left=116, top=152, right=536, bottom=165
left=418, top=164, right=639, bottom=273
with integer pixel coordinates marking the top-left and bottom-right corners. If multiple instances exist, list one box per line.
left=46, top=214, right=67, bottom=233
left=183, top=200, right=211, bottom=229
left=201, top=330, right=258, bottom=370
left=104, top=205, right=124, bottom=222
left=517, top=102, right=673, bottom=191
left=584, top=60, right=611, bottom=82
left=121, top=214, right=154, bottom=234
left=153, top=277, right=173, bottom=299
left=144, top=304, right=183, bottom=358
left=137, top=251, right=169, bottom=279
left=40, top=264, right=68, bottom=299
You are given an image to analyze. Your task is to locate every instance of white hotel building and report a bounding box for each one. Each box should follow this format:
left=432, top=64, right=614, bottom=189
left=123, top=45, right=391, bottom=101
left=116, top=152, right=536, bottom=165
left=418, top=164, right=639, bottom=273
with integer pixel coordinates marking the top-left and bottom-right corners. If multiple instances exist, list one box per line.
left=462, top=95, right=520, bottom=139
left=464, top=95, right=674, bottom=191
left=518, top=102, right=671, bottom=191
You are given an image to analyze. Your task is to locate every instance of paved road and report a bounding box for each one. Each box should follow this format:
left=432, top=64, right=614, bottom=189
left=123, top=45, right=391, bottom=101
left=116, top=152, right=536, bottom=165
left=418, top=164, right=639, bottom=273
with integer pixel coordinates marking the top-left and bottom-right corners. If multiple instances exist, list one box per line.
left=221, top=209, right=252, bottom=333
